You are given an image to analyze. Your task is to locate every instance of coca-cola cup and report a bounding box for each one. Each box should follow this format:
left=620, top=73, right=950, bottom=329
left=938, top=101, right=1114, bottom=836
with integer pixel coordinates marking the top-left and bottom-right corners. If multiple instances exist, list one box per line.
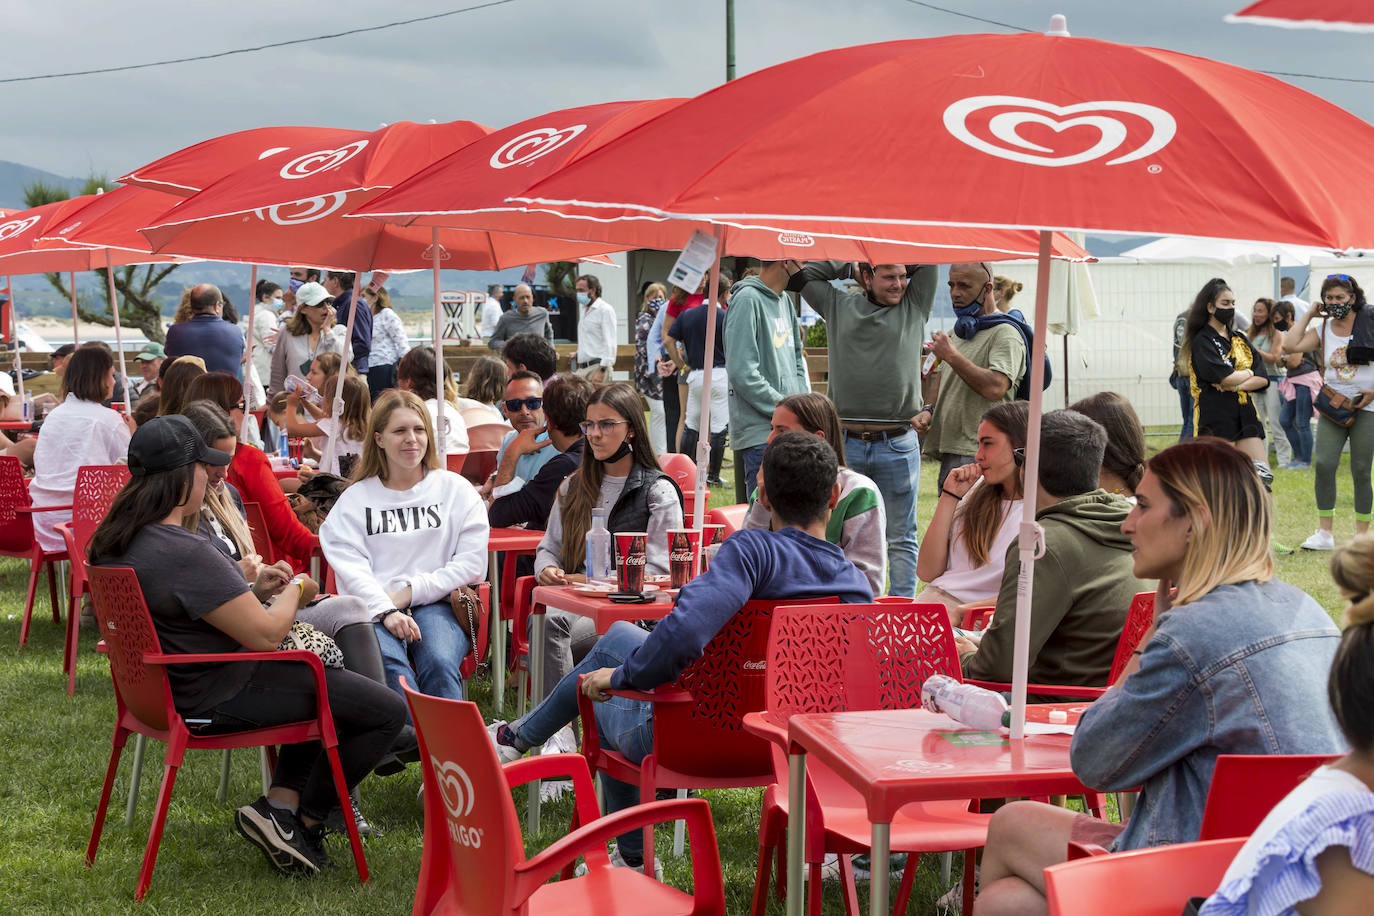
left=615, top=532, right=648, bottom=593
left=699, top=524, right=726, bottom=572
left=667, top=528, right=702, bottom=588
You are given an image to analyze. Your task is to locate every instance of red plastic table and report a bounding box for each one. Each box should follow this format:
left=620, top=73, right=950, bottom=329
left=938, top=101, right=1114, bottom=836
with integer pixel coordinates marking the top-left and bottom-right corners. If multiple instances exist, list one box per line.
left=782, top=704, right=1093, bottom=916
left=487, top=527, right=544, bottom=715
left=524, top=582, right=677, bottom=830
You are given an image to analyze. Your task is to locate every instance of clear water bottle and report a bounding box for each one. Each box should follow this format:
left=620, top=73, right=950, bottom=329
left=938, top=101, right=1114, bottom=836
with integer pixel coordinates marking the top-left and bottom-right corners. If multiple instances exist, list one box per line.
left=921, top=674, right=1009, bottom=730
left=585, top=508, right=613, bottom=585
left=278, top=429, right=289, bottom=459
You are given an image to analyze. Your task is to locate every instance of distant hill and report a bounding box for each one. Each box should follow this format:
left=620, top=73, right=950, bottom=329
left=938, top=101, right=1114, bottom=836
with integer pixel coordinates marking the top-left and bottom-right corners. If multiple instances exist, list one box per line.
left=0, top=160, right=83, bottom=210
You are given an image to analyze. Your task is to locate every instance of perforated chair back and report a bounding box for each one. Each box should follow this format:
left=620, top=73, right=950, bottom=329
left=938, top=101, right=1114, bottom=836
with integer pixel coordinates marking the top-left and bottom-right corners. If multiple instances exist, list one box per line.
left=1106, top=592, right=1156, bottom=685
left=1043, top=837, right=1245, bottom=916
left=71, top=466, right=130, bottom=558
left=87, top=565, right=173, bottom=731
left=242, top=501, right=276, bottom=566
left=767, top=601, right=962, bottom=716
left=0, top=455, right=37, bottom=554
left=1198, top=753, right=1342, bottom=840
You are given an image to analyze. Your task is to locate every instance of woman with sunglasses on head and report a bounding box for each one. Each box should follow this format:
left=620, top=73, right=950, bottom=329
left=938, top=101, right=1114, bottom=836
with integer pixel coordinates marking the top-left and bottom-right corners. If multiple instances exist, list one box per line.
left=1284, top=273, right=1374, bottom=550
left=88, top=415, right=405, bottom=876
left=520, top=382, right=684, bottom=707
left=268, top=282, right=345, bottom=396
left=1178, top=278, right=1271, bottom=482
left=319, top=389, right=489, bottom=717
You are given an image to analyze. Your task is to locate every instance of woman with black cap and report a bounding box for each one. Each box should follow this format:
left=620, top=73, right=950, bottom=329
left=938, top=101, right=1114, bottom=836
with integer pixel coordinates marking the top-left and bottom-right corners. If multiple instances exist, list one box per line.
left=88, top=415, right=405, bottom=876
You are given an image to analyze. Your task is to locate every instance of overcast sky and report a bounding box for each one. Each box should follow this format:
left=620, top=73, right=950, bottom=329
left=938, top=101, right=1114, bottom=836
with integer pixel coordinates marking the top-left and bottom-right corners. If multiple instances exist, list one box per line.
left=3, top=0, right=1370, bottom=180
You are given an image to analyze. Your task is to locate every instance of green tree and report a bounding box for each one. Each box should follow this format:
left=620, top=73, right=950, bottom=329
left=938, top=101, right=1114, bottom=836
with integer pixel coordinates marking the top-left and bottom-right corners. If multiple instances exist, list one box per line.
left=21, top=176, right=179, bottom=343
left=543, top=261, right=578, bottom=305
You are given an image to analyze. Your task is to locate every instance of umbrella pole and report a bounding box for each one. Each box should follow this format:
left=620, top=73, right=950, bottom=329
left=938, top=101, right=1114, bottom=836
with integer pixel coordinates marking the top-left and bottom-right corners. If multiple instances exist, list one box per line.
left=1009, top=230, right=1053, bottom=741
left=8, top=280, right=24, bottom=407
left=691, top=225, right=726, bottom=534
left=103, top=250, right=132, bottom=414
left=432, top=228, right=446, bottom=462
left=241, top=264, right=258, bottom=442
left=69, top=272, right=80, bottom=345
left=326, top=267, right=364, bottom=475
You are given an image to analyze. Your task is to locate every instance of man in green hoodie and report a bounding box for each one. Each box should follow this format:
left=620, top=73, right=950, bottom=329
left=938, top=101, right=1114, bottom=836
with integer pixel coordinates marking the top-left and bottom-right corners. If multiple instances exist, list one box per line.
left=724, top=260, right=809, bottom=499
left=958, top=409, right=1145, bottom=693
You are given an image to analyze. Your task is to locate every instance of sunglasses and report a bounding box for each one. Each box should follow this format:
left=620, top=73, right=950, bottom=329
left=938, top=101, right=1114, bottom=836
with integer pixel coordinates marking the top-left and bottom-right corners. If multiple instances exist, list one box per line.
left=504, top=397, right=542, bottom=413
left=1328, top=274, right=1354, bottom=283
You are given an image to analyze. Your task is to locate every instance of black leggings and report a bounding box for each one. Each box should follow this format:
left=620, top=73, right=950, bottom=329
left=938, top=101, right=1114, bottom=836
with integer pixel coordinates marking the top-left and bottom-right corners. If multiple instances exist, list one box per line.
left=204, top=662, right=406, bottom=821
left=661, top=377, right=681, bottom=453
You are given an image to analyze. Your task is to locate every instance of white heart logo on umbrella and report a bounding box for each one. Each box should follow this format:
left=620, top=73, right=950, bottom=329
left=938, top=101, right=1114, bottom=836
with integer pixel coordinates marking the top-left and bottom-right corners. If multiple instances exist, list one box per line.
left=489, top=125, right=588, bottom=170
left=0, top=216, right=40, bottom=242
left=431, top=758, right=475, bottom=819
left=254, top=193, right=349, bottom=226
left=943, top=96, right=1176, bottom=167
left=279, top=140, right=370, bottom=179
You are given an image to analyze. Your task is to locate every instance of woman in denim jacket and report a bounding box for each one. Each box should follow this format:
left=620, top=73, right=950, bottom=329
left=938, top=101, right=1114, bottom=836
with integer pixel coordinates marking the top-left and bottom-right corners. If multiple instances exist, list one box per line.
left=974, top=438, right=1344, bottom=916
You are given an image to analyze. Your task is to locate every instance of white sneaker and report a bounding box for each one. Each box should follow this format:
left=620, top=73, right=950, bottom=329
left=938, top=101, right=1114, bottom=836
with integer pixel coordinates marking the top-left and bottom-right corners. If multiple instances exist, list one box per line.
left=574, top=844, right=665, bottom=881
left=486, top=720, right=523, bottom=764
left=1300, top=529, right=1335, bottom=551
left=936, top=865, right=979, bottom=914
left=542, top=724, right=579, bottom=756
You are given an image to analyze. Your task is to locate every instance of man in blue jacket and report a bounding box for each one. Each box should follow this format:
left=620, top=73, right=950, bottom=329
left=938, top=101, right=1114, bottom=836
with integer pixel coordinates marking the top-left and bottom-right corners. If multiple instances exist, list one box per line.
left=164, top=283, right=245, bottom=380
left=488, top=430, right=872, bottom=871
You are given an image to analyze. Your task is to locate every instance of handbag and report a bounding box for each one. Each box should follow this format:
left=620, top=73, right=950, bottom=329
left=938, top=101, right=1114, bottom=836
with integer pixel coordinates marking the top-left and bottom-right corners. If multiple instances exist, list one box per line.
left=448, top=584, right=484, bottom=671
left=1316, top=384, right=1358, bottom=427
left=1316, top=321, right=1360, bottom=427
left=277, top=620, right=344, bottom=668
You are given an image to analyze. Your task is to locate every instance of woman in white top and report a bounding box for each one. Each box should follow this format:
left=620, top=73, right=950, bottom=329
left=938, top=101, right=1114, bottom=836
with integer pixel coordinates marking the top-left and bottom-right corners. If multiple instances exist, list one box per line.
left=917, top=400, right=1027, bottom=626
left=268, top=282, right=344, bottom=396
left=30, top=344, right=133, bottom=552
left=320, top=389, right=489, bottom=714
left=1284, top=274, right=1374, bottom=551
left=396, top=346, right=470, bottom=455
left=361, top=285, right=408, bottom=400
left=1202, top=533, right=1374, bottom=915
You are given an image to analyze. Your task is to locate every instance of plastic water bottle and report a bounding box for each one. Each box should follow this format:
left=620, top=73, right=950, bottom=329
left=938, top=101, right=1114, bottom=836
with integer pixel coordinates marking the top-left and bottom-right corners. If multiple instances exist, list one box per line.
left=921, top=674, right=1009, bottom=730
left=278, top=429, right=289, bottom=459
left=585, top=508, right=613, bottom=585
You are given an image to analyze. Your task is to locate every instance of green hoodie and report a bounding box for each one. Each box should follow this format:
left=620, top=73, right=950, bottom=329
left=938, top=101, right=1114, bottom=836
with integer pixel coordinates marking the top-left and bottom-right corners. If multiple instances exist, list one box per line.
left=962, top=491, right=1145, bottom=690
left=724, top=276, right=809, bottom=450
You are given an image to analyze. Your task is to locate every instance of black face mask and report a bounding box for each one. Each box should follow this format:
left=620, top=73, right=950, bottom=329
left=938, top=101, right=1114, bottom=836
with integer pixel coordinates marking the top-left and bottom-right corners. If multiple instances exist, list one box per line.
left=1213, top=307, right=1235, bottom=325
left=604, top=439, right=633, bottom=463
left=1275, top=318, right=1292, bottom=331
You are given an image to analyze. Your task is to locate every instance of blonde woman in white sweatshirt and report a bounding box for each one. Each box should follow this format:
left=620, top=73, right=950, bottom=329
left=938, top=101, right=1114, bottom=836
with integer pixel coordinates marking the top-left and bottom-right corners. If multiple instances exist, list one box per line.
left=320, top=389, right=489, bottom=713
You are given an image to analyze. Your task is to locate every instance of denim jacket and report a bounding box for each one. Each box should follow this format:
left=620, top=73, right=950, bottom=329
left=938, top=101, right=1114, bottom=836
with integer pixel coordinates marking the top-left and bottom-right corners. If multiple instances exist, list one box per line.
left=1071, top=579, right=1344, bottom=851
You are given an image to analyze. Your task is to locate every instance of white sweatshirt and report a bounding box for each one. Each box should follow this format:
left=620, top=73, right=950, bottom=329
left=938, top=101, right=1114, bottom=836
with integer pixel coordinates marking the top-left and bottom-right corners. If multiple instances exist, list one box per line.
left=320, top=468, right=490, bottom=618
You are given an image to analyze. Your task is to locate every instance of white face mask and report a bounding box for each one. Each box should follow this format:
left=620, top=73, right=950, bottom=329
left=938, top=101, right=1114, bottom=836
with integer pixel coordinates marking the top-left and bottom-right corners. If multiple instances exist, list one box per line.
left=272, top=297, right=284, bottom=307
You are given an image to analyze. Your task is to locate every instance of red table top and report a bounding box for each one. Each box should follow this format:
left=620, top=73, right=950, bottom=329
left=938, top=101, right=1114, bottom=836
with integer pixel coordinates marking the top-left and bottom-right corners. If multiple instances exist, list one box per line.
left=0, top=419, right=34, bottom=430
left=786, top=704, right=1093, bottom=822
left=487, top=526, right=545, bottom=553
left=531, top=583, right=677, bottom=633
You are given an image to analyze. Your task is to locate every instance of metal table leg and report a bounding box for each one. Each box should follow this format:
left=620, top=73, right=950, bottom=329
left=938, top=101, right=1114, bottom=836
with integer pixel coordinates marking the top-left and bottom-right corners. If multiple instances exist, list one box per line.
left=526, top=611, right=546, bottom=833
left=124, top=734, right=146, bottom=826
left=786, top=750, right=807, bottom=916
left=489, top=550, right=504, bottom=716
left=870, top=822, right=891, bottom=916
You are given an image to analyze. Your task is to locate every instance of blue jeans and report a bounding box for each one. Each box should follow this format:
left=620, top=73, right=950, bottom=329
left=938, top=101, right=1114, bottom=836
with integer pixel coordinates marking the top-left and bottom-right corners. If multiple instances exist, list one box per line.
left=373, top=601, right=470, bottom=723
left=737, top=444, right=768, bottom=501
left=1280, top=386, right=1314, bottom=464
left=511, top=621, right=655, bottom=861
left=1172, top=374, right=1194, bottom=441
left=845, top=429, right=921, bottom=597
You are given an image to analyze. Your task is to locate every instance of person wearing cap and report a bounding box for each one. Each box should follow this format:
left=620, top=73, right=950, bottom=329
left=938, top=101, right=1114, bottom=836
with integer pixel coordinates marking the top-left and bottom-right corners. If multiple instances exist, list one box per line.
left=30, top=345, right=135, bottom=555
left=268, top=282, right=345, bottom=397
left=132, top=342, right=165, bottom=401
left=164, top=283, right=246, bottom=381
left=87, top=414, right=405, bottom=875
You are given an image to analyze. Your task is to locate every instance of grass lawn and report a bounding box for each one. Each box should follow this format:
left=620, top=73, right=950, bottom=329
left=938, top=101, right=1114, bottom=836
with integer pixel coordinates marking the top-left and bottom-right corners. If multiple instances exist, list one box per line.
left=0, top=431, right=1351, bottom=914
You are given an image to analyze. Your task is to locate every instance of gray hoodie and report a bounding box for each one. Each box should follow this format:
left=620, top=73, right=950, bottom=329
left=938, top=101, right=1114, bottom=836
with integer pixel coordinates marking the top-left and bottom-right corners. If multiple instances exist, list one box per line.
left=488, top=306, right=553, bottom=348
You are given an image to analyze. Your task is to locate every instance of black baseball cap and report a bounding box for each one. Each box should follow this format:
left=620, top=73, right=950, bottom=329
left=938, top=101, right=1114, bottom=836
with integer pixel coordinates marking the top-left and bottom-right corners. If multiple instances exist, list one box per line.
left=127, top=415, right=231, bottom=477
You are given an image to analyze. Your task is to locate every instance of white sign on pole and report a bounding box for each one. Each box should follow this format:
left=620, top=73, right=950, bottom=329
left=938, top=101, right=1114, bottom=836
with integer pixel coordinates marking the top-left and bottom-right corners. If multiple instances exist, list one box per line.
left=667, top=229, right=720, bottom=292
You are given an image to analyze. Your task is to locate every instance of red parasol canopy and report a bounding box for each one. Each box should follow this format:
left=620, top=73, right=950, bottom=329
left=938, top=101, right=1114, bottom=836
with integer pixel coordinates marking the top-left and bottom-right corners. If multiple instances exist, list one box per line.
left=1226, top=0, right=1374, bottom=30
left=119, top=125, right=360, bottom=195
left=0, top=197, right=189, bottom=273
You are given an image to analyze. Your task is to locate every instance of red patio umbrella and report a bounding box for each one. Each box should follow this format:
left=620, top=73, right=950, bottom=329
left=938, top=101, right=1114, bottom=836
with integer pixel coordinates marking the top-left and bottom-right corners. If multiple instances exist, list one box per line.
left=119, top=125, right=360, bottom=195
left=509, top=16, right=1374, bottom=800
left=1226, top=0, right=1374, bottom=30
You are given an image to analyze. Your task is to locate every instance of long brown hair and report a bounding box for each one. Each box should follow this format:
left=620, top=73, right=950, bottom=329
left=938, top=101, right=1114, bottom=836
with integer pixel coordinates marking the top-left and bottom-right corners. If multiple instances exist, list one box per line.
left=559, top=382, right=661, bottom=571
left=958, top=400, right=1028, bottom=566
left=353, top=389, right=439, bottom=483
left=322, top=373, right=370, bottom=442
left=1070, top=392, right=1146, bottom=494
left=179, top=400, right=253, bottom=556
left=776, top=393, right=847, bottom=467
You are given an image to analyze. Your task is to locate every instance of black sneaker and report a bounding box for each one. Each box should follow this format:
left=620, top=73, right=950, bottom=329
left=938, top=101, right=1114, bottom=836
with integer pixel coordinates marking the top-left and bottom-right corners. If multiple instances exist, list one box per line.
left=323, top=794, right=374, bottom=838
left=301, top=821, right=334, bottom=871
left=234, top=796, right=324, bottom=874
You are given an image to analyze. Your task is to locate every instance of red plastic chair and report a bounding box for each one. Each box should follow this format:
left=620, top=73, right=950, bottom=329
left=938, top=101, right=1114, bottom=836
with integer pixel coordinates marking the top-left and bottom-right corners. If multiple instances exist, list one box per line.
left=959, top=605, right=996, bottom=632
left=704, top=503, right=748, bottom=536
left=461, top=449, right=499, bottom=485
left=576, top=596, right=834, bottom=878
left=54, top=464, right=131, bottom=694
left=466, top=422, right=512, bottom=452
left=242, top=500, right=277, bottom=566
left=508, top=574, right=540, bottom=714
left=1043, top=837, right=1245, bottom=916
left=403, top=683, right=726, bottom=916
left=1198, top=753, right=1341, bottom=840
left=658, top=453, right=706, bottom=519
left=1, top=455, right=70, bottom=649
left=966, top=592, right=1156, bottom=699
left=750, top=601, right=990, bottom=916
left=84, top=565, right=366, bottom=900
